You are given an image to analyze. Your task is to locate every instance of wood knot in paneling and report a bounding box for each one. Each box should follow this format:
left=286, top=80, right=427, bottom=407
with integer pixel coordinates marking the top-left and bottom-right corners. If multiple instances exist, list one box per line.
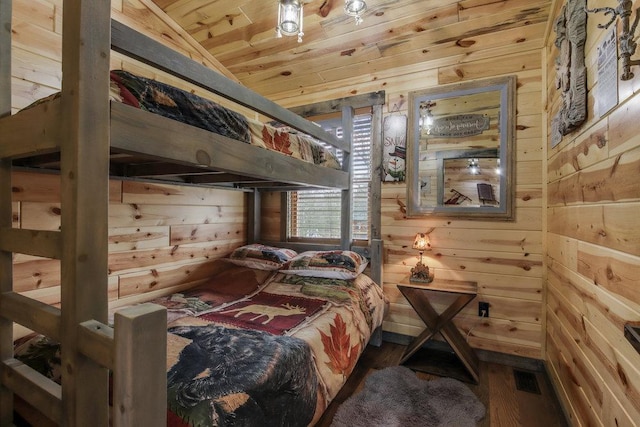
left=318, top=0, right=334, bottom=18
left=456, top=39, right=475, bottom=48
left=616, top=363, right=629, bottom=387
left=605, top=265, right=618, bottom=281
left=195, top=150, right=211, bottom=166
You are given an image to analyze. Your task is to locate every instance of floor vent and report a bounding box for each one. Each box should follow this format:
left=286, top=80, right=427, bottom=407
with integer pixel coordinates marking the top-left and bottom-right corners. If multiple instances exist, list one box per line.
left=513, top=369, right=541, bottom=394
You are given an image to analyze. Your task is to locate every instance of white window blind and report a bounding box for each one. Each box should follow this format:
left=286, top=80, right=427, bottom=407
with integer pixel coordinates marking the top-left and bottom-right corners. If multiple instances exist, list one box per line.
left=288, top=113, right=372, bottom=240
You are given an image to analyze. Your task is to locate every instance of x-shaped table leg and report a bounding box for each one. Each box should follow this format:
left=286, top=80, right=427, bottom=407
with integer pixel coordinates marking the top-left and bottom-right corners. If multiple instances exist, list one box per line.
left=398, top=286, right=480, bottom=383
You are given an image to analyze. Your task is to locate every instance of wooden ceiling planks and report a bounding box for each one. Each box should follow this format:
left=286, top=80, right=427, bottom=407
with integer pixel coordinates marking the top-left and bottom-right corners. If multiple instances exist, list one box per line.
left=151, top=0, right=552, bottom=99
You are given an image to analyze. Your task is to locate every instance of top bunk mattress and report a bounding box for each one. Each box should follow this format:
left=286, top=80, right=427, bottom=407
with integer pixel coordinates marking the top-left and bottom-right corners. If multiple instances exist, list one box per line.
left=23, top=70, right=341, bottom=172
left=109, top=71, right=342, bottom=170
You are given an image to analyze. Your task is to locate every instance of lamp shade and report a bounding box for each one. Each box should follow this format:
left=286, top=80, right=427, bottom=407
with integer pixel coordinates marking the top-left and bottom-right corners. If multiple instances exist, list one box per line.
left=412, top=233, right=431, bottom=251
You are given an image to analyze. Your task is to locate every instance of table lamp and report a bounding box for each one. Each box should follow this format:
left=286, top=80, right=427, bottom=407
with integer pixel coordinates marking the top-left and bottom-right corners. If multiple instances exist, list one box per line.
left=410, top=232, right=433, bottom=283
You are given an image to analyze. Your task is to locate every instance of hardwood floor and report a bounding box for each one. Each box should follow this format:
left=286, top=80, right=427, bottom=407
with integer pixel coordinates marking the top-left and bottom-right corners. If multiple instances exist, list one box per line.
left=315, top=341, right=569, bottom=427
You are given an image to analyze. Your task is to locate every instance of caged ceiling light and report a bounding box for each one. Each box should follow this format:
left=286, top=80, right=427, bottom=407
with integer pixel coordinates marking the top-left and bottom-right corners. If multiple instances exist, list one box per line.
left=276, top=0, right=304, bottom=43
left=344, top=0, right=367, bottom=25
left=468, top=158, right=480, bottom=175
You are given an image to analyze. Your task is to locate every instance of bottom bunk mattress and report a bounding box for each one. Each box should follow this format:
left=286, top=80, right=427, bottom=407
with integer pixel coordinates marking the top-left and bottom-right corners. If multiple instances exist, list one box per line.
left=14, top=259, right=387, bottom=426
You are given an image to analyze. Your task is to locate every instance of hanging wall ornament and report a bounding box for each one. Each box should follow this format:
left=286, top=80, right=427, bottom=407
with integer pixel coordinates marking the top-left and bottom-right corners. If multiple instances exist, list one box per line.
left=551, top=0, right=588, bottom=148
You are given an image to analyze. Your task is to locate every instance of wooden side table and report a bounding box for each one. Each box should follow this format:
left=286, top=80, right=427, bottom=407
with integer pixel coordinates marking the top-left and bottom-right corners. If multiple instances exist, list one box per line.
left=397, top=278, right=480, bottom=383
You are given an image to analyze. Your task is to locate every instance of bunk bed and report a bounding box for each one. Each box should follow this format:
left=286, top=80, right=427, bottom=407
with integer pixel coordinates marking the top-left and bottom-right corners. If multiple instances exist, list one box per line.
left=0, top=1, right=385, bottom=426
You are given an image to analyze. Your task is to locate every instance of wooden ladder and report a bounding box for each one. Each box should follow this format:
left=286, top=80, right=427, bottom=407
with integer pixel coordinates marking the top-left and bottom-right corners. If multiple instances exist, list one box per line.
left=0, top=1, right=166, bottom=425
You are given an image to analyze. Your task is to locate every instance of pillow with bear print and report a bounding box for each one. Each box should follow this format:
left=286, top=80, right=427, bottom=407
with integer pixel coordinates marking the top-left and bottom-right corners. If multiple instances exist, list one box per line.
left=280, top=250, right=368, bottom=279
left=227, top=244, right=298, bottom=271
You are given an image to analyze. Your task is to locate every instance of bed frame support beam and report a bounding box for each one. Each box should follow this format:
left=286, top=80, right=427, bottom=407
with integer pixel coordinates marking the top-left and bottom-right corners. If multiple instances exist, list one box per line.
left=1, top=358, right=62, bottom=425
left=370, top=104, right=383, bottom=243
left=340, top=106, right=354, bottom=250
left=113, top=303, right=167, bottom=427
left=59, top=0, right=112, bottom=425
left=0, top=99, right=61, bottom=160
left=0, top=228, right=62, bottom=259
left=248, top=191, right=261, bottom=244
left=0, top=0, right=14, bottom=424
left=110, top=103, right=349, bottom=190
left=73, top=303, right=168, bottom=426
left=78, top=320, right=116, bottom=370
left=0, top=293, right=61, bottom=341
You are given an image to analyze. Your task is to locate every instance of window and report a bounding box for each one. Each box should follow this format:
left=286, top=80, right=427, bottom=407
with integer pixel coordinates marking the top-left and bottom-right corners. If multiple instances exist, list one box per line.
left=288, top=113, right=372, bottom=240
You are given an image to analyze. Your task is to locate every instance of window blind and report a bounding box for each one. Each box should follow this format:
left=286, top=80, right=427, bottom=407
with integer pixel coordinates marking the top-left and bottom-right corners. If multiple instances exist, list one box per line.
left=289, top=113, right=372, bottom=240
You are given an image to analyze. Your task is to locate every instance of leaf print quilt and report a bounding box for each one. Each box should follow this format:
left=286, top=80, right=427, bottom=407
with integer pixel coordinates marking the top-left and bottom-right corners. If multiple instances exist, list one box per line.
left=14, top=261, right=387, bottom=427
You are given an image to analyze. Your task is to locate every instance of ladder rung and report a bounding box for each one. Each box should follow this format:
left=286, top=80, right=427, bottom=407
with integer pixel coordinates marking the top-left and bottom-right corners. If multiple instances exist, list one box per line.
left=1, top=358, right=62, bottom=425
left=0, top=292, right=61, bottom=340
left=0, top=228, right=62, bottom=259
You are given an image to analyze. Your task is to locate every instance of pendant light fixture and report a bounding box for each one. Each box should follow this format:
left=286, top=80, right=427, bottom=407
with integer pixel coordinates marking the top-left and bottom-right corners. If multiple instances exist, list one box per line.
left=276, top=0, right=304, bottom=43
left=419, top=101, right=434, bottom=135
left=344, top=0, right=367, bottom=25
left=467, top=158, right=480, bottom=175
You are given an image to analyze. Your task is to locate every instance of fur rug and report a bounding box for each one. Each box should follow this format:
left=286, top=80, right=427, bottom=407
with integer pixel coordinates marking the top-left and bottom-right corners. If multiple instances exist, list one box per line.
left=331, top=366, right=485, bottom=427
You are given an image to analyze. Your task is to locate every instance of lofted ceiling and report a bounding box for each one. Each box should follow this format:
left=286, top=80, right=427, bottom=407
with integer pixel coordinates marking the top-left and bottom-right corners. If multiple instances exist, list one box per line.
left=149, top=0, right=554, bottom=102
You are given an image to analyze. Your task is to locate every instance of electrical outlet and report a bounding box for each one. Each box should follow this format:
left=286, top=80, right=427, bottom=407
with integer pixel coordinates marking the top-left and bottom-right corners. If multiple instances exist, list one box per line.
left=478, top=301, right=490, bottom=317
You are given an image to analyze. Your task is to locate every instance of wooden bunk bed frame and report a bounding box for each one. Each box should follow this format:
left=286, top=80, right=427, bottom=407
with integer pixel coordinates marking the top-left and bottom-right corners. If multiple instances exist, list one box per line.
left=0, top=1, right=384, bottom=426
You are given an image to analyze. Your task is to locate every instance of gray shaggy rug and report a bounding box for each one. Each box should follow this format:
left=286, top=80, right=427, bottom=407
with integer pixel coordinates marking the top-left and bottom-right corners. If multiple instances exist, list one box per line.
left=331, top=366, right=485, bottom=427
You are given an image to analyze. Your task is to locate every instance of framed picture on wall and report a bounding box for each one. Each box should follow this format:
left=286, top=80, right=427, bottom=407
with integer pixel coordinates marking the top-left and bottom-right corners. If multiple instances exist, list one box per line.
left=383, top=114, right=407, bottom=182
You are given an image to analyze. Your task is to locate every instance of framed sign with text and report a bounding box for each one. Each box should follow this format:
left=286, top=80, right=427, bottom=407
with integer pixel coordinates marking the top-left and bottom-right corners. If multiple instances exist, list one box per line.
left=383, top=114, right=407, bottom=182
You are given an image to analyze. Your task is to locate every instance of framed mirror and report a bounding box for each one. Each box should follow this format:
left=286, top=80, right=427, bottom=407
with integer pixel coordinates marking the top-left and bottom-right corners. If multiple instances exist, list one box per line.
left=406, top=76, right=516, bottom=219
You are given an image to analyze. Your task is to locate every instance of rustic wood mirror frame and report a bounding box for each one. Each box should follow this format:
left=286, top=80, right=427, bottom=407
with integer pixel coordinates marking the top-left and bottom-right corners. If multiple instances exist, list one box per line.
left=406, top=76, right=516, bottom=220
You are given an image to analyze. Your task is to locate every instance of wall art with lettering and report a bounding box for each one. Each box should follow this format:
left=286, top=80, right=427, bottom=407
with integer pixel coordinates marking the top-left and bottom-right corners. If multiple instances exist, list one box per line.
left=383, top=114, right=407, bottom=182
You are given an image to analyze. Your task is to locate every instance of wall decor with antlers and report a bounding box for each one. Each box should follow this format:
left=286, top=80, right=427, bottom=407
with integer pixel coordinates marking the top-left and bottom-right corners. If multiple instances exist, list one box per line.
left=587, top=0, right=640, bottom=80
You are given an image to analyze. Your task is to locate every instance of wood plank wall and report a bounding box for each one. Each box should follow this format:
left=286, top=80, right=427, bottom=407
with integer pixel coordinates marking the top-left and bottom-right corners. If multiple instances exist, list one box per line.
left=9, top=0, right=249, bottom=332
left=10, top=0, right=251, bottom=114
left=544, top=0, right=640, bottom=425
left=12, top=171, right=245, bottom=316
left=262, top=9, right=548, bottom=358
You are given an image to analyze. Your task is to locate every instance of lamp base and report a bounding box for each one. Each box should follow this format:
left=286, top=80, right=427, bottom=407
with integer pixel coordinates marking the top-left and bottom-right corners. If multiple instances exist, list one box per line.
left=410, top=262, right=434, bottom=283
